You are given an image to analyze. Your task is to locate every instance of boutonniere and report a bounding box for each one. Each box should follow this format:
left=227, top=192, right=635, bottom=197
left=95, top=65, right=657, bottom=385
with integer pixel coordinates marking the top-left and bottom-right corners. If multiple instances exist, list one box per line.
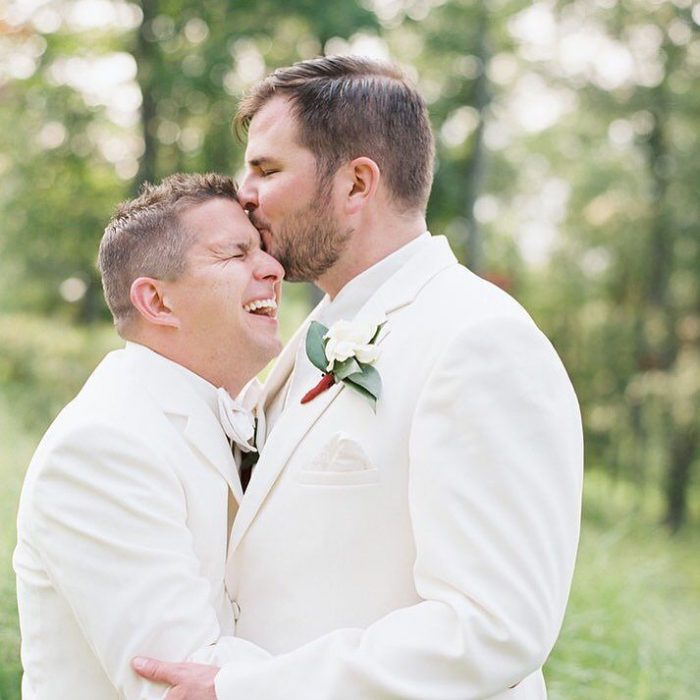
left=301, top=314, right=386, bottom=411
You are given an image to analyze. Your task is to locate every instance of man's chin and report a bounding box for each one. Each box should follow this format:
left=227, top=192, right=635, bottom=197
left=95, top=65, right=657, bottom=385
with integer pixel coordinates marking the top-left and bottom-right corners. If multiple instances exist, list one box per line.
left=269, top=334, right=283, bottom=356
left=255, top=334, right=283, bottom=365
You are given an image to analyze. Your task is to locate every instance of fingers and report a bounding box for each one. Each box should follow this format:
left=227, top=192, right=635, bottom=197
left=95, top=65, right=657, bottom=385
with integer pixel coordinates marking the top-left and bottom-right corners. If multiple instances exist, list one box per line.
left=132, top=656, right=184, bottom=684
left=133, top=657, right=219, bottom=700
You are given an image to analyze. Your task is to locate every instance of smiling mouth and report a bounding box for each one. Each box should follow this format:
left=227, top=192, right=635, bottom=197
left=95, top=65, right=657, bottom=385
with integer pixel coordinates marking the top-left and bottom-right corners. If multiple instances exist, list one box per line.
left=243, top=298, right=278, bottom=318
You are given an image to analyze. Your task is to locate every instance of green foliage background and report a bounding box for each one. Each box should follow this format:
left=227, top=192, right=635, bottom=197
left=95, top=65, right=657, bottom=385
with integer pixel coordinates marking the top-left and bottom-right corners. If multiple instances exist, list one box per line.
left=1, top=0, right=698, bottom=696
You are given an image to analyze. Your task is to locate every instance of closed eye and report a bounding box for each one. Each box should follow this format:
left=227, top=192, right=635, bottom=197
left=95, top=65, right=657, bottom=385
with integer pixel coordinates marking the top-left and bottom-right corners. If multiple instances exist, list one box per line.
left=213, top=248, right=247, bottom=262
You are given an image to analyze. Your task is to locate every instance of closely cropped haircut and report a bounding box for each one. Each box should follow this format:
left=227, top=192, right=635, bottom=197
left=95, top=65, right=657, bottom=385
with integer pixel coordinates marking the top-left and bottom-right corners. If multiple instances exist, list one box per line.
left=98, top=172, right=237, bottom=335
left=236, top=55, right=435, bottom=213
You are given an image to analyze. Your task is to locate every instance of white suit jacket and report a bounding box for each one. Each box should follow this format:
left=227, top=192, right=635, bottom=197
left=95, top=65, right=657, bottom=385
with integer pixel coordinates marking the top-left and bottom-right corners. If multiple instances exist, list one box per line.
left=215, top=235, right=584, bottom=699
left=13, top=343, right=266, bottom=700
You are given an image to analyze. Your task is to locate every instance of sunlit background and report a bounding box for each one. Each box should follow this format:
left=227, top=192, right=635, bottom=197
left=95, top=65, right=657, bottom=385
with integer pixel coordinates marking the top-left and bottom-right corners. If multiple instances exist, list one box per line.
left=1, top=1, right=699, bottom=698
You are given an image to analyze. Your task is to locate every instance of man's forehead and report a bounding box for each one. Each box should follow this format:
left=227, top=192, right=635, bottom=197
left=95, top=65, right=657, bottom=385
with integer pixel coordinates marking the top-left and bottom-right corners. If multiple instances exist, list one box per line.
left=179, top=197, right=237, bottom=229
left=246, top=97, right=300, bottom=149
left=250, top=96, right=295, bottom=130
left=180, top=198, right=258, bottom=246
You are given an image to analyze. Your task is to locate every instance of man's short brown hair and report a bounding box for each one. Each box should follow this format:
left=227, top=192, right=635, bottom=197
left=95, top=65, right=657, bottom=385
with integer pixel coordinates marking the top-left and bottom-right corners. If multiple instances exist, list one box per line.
left=236, top=55, right=435, bottom=213
left=98, top=172, right=237, bottom=335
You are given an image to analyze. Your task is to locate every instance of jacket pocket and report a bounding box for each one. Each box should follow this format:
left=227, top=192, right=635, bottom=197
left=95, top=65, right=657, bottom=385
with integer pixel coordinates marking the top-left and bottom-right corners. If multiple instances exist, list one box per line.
left=296, top=432, right=380, bottom=486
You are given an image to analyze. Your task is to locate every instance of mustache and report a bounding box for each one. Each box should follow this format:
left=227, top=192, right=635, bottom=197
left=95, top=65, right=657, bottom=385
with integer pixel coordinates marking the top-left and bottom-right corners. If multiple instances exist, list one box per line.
left=248, top=211, right=269, bottom=231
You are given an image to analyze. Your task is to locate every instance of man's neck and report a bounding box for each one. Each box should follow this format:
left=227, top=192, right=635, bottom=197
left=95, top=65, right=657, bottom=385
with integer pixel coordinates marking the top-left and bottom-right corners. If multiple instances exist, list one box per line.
left=317, top=216, right=427, bottom=299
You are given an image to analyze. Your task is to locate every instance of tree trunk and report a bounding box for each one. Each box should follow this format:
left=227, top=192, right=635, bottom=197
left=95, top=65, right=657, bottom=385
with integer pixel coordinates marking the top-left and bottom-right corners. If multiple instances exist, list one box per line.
left=645, top=99, right=676, bottom=367
left=133, top=0, right=160, bottom=192
left=641, top=50, right=691, bottom=530
left=460, top=3, right=490, bottom=274
left=663, top=426, right=697, bottom=533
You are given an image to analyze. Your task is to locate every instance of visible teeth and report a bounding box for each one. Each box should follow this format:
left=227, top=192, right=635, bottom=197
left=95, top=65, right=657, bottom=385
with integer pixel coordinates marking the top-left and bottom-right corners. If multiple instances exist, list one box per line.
left=243, top=298, right=277, bottom=313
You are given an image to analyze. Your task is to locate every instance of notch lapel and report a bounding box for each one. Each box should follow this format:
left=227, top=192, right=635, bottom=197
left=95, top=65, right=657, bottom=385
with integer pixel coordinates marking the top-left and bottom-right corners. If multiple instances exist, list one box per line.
left=124, top=344, right=244, bottom=504
left=180, top=410, right=244, bottom=504
left=229, top=326, right=392, bottom=554
left=253, top=297, right=330, bottom=448
left=228, top=377, right=344, bottom=553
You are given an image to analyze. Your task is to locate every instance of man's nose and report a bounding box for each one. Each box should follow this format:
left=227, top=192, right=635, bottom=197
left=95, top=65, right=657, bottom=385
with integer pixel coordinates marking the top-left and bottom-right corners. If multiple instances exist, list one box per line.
left=238, top=174, right=257, bottom=211
left=254, top=250, right=284, bottom=283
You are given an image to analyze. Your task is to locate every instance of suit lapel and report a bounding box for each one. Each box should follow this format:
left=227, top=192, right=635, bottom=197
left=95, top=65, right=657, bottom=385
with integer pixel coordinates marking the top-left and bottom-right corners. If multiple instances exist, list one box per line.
left=229, top=236, right=458, bottom=554
left=181, top=410, right=244, bottom=504
left=124, top=343, right=244, bottom=504
left=253, top=297, right=330, bottom=448
left=228, top=376, right=343, bottom=553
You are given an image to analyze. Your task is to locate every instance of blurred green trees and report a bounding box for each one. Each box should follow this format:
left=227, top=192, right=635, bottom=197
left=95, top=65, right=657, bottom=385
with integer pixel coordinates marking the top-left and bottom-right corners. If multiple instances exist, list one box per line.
left=0, top=0, right=698, bottom=528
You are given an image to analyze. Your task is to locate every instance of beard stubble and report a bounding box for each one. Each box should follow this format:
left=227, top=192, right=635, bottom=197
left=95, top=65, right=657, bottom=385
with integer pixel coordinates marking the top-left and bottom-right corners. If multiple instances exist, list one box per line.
left=254, top=184, right=352, bottom=283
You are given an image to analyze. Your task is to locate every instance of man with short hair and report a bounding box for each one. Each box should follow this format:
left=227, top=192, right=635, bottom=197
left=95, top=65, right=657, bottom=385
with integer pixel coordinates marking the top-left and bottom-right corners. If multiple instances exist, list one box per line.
left=14, top=173, right=283, bottom=699
left=135, top=56, right=584, bottom=699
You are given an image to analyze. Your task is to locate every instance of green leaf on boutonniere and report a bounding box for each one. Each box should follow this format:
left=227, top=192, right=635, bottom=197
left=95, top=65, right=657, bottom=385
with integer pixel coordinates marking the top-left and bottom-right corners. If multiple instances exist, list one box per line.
left=345, top=364, right=382, bottom=412
left=344, top=378, right=378, bottom=412
left=333, top=357, right=362, bottom=381
left=306, top=321, right=329, bottom=373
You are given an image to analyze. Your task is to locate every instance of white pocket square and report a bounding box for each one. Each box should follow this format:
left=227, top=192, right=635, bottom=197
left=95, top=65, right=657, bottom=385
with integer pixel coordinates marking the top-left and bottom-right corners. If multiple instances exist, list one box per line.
left=305, top=432, right=374, bottom=473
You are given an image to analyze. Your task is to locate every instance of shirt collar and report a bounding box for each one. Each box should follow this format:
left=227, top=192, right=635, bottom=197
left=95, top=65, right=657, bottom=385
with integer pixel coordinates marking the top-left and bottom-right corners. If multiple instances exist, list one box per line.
left=124, top=341, right=220, bottom=416
left=321, top=232, right=432, bottom=326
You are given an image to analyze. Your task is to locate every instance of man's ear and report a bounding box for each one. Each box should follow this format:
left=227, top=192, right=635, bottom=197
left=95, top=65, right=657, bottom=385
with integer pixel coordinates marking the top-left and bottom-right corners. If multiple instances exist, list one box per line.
left=129, top=277, right=180, bottom=329
left=342, top=157, right=380, bottom=215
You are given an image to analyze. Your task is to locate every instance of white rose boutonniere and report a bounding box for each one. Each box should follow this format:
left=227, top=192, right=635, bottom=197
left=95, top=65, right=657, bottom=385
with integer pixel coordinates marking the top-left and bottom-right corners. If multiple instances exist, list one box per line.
left=302, top=313, right=386, bottom=410
left=324, top=316, right=383, bottom=370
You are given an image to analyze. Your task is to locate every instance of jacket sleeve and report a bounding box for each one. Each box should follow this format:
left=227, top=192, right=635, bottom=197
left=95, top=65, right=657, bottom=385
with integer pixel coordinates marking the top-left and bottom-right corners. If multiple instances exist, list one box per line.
left=31, top=424, right=267, bottom=700
left=213, top=315, right=583, bottom=699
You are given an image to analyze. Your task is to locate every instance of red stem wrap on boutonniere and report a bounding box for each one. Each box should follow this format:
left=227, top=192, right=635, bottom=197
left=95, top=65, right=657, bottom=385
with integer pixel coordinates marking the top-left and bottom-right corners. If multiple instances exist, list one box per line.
left=300, top=373, right=336, bottom=404
left=301, top=315, right=385, bottom=411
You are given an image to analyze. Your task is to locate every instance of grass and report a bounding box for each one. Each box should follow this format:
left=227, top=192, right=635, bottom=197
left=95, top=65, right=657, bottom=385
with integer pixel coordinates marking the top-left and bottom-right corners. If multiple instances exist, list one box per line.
left=0, top=397, right=30, bottom=700
left=1, top=310, right=698, bottom=699
left=546, top=471, right=700, bottom=699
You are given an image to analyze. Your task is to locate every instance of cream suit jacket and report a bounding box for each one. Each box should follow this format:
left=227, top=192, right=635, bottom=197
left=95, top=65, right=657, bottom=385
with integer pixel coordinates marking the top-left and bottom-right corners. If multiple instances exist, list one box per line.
left=13, top=344, right=266, bottom=700
left=215, top=235, right=584, bottom=699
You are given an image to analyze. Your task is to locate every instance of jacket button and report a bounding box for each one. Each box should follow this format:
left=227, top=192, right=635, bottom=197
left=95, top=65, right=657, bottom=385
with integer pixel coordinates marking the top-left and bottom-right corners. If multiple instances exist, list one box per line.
left=231, top=600, right=241, bottom=621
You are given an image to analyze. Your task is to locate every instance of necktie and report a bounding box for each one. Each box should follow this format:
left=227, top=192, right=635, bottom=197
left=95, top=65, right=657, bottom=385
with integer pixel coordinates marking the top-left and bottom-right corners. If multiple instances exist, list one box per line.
left=238, top=447, right=258, bottom=493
